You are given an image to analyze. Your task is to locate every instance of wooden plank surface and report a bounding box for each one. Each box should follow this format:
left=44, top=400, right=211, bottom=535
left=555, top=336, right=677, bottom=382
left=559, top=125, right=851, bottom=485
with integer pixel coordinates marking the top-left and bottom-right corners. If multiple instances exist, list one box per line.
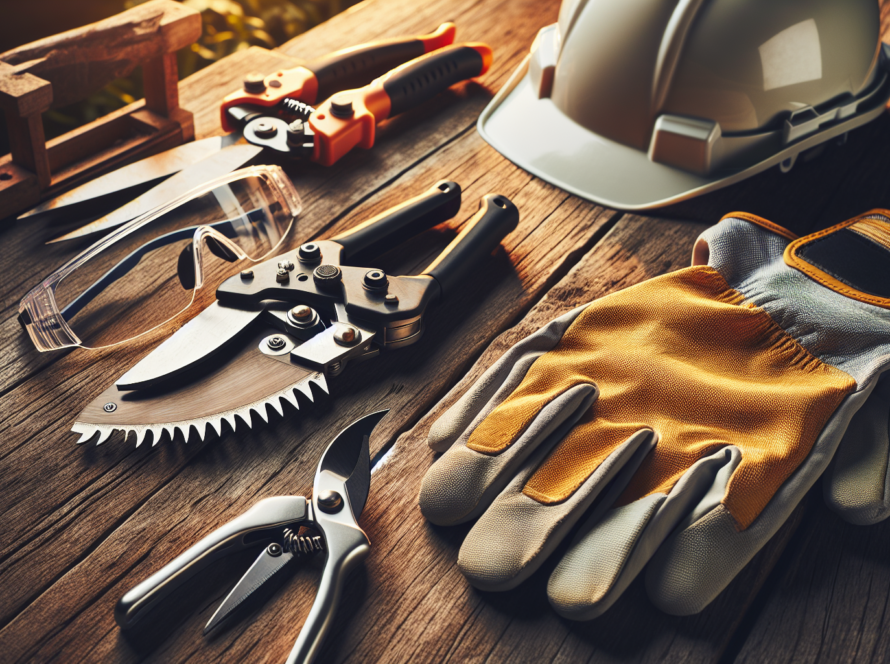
left=0, top=0, right=889, bottom=662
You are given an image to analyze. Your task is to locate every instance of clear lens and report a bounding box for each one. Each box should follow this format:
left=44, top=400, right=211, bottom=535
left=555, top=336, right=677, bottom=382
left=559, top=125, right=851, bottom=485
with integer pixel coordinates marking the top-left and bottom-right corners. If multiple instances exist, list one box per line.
left=34, top=166, right=300, bottom=350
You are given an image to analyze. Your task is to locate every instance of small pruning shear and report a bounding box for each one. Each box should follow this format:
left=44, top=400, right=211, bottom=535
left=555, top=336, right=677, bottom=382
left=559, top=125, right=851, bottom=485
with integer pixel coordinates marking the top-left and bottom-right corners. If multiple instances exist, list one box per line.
left=26, top=23, right=493, bottom=243
left=115, top=410, right=388, bottom=664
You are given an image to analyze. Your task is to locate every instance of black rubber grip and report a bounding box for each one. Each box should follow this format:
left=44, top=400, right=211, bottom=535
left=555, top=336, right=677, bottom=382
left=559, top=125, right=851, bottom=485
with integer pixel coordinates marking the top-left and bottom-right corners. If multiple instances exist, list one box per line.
left=423, top=194, right=518, bottom=300
left=332, top=181, right=462, bottom=261
left=383, top=45, right=485, bottom=118
left=308, top=39, right=427, bottom=102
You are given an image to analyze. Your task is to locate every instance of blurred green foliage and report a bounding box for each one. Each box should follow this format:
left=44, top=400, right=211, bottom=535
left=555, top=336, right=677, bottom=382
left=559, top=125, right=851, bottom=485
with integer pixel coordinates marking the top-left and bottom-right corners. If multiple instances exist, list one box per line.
left=3, top=0, right=359, bottom=154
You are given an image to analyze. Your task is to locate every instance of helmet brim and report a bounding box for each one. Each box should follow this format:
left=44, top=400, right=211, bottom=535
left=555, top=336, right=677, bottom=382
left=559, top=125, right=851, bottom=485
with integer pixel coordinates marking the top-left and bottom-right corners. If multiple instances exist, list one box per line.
left=478, top=56, right=890, bottom=211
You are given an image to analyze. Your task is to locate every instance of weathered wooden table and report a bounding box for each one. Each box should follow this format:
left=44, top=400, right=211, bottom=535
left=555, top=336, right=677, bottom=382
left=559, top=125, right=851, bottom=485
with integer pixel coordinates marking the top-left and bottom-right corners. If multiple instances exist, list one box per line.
left=3, top=0, right=890, bottom=661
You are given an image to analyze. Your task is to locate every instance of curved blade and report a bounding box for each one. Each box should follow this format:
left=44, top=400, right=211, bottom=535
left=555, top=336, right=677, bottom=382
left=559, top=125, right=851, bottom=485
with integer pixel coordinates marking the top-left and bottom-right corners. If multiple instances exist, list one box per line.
left=204, top=546, right=295, bottom=634
left=117, top=302, right=263, bottom=391
left=47, top=142, right=263, bottom=244
left=17, top=137, right=232, bottom=223
left=71, top=329, right=328, bottom=446
left=317, top=410, right=388, bottom=521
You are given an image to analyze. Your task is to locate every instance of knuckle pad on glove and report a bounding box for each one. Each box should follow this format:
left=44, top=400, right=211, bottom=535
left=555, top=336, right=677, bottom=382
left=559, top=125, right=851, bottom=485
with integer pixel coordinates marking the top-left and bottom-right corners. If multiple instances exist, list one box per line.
left=548, top=446, right=740, bottom=620
left=457, top=429, right=654, bottom=591
left=427, top=306, right=590, bottom=453
left=420, top=383, right=598, bottom=526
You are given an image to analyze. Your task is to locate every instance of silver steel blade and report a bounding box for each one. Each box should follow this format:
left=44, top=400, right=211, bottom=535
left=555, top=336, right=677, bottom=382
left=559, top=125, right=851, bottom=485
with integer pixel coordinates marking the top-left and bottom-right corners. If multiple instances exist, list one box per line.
left=204, top=546, right=294, bottom=634
left=117, top=301, right=264, bottom=391
left=47, top=142, right=264, bottom=244
left=18, top=136, right=234, bottom=223
left=317, top=410, right=387, bottom=520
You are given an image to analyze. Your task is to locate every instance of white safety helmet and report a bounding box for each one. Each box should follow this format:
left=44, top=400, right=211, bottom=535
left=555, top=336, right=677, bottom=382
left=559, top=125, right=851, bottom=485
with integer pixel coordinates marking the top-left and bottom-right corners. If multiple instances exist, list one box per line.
left=478, top=0, right=890, bottom=209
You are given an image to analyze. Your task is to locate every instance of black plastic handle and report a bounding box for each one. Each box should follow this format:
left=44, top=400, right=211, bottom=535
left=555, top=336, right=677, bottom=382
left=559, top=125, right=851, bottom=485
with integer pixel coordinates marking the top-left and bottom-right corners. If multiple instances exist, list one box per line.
left=382, top=43, right=492, bottom=118
left=331, top=180, right=462, bottom=262
left=308, top=23, right=455, bottom=102
left=422, top=194, right=518, bottom=300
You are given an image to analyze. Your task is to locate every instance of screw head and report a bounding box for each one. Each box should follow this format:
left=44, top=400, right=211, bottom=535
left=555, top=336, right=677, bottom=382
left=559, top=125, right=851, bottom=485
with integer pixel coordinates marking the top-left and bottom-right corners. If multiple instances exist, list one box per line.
left=240, top=269, right=254, bottom=280
left=267, top=335, right=286, bottom=351
left=253, top=120, right=278, bottom=138
left=317, top=490, right=343, bottom=513
left=267, top=542, right=283, bottom=556
left=103, top=402, right=117, bottom=413
left=278, top=260, right=295, bottom=271
left=276, top=268, right=289, bottom=283
left=385, top=293, right=399, bottom=305
left=243, top=72, right=266, bottom=93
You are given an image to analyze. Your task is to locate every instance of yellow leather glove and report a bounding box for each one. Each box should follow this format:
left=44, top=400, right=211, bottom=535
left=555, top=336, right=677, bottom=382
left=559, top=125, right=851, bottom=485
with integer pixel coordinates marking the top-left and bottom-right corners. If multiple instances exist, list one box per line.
left=419, top=211, right=890, bottom=618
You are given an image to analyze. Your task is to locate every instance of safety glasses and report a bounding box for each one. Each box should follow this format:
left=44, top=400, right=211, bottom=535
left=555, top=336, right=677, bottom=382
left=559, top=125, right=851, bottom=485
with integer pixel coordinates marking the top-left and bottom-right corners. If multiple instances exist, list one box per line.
left=19, top=166, right=301, bottom=351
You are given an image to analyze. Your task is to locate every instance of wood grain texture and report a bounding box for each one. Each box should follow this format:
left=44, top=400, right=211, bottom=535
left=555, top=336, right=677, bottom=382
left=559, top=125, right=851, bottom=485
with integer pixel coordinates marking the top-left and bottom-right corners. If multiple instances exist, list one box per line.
left=0, top=0, right=888, bottom=661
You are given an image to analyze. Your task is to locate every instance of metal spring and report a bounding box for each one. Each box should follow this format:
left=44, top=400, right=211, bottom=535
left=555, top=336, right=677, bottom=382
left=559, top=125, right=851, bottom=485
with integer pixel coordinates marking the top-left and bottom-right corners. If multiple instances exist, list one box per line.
left=283, top=527, right=325, bottom=556
left=279, top=98, right=315, bottom=123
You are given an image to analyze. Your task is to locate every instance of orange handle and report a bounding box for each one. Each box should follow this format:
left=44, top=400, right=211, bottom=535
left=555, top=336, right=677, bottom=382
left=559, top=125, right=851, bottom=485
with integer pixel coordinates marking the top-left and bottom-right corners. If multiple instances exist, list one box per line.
left=219, top=23, right=456, bottom=132
left=309, top=43, right=493, bottom=166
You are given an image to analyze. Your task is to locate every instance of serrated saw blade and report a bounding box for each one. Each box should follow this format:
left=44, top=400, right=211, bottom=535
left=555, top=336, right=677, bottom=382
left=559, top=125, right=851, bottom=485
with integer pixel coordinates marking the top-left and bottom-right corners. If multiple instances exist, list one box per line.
left=71, top=330, right=327, bottom=446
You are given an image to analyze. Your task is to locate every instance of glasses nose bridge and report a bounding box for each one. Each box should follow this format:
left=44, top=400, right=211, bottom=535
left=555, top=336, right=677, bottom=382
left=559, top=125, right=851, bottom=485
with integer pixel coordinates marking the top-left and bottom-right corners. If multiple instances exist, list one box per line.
left=190, top=225, right=250, bottom=290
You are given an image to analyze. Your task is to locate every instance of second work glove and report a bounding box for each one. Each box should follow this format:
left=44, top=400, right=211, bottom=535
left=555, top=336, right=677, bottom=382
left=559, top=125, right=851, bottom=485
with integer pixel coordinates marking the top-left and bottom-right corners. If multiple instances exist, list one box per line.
left=419, top=211, right=890, bottom=618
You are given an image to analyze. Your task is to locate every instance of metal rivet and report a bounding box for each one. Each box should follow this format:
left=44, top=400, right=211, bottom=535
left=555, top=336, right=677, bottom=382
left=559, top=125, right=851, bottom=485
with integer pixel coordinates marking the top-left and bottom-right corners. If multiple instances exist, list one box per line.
left=330, top=97, right=354, bottom=118
left=267, top=336, right=286, bottom=351
left=268, top=79, right=282, bottom=88
left=363, top=269, right=388, bottom=290
left=103, top=402, right=117, bottom=413
left=278, top=260, right=295, bottom=271
left=317, top=490, right=343, bottom=513
left=243, top=72, right=266, bottom=93
left=333, top=324, right=358, bottom=346
left=254, top=120, right=278, bottom=138
left=268, top=543, right=283, bottom=556
left=290, top=305, right=311, bottom=321
left=241, top=269, right=254, bottom=280
left=276, top=268, right=289, bottom=283
left=385, top=293, right=399, bottom=304
left=298, top=243, right=321, bottom=262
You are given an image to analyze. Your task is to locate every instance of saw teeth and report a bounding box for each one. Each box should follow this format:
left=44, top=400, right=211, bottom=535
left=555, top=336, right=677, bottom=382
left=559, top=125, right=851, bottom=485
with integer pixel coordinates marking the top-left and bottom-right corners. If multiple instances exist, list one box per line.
left=71, top=373, right=328, bottom=447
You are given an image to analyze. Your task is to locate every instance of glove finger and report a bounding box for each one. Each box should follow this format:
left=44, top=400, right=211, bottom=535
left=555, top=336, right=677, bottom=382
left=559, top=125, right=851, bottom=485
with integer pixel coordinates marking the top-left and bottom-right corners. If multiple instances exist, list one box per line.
left=420, top=382, right=598, bottom=526
left=547, top=445, right=741, bottom=620
left=824, top=372, right=890, bottom=525
left=646, top=388, right=870, bottom=615
left=428, top=305, right=589, bottom=452
left=458, top=428, right=655, bottom=591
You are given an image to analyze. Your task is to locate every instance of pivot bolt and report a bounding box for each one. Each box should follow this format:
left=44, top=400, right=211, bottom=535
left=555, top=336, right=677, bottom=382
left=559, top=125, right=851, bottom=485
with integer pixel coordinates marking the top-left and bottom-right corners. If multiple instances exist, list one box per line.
left=313, top=264, right=342, bottom=289
left=240, top=269, right=254, bottom=280
left=317, top=490, right=343, bottom=514
left=267, top=336, right=287, bottom=351
left=243, top=72, right=266, bottom=94
left=276, top=268, right=289, bottom=283
left=103, top=402, right=117, bottom=413
left=298, top=242, right=321, bottom=262
left=278, top=260, right=295, bottom=271
left=253, top=120, right=278, bottom=138
left=267, top=543, right=283, bottom=556
left=333, top=324, right=358, bottom=346
left=330, top=98, right=354, bottom=119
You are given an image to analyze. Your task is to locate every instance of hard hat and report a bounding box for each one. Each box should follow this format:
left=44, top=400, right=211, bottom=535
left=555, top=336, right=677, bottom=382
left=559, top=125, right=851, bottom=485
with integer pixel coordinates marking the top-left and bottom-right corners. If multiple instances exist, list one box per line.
left=478, top=0, right=890, bottom=210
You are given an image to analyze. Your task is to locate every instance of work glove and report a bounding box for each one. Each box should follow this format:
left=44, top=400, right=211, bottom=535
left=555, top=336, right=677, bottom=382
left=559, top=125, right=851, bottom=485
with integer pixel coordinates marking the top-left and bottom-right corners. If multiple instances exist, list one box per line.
left=418, top=211, right=890, bottom=618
